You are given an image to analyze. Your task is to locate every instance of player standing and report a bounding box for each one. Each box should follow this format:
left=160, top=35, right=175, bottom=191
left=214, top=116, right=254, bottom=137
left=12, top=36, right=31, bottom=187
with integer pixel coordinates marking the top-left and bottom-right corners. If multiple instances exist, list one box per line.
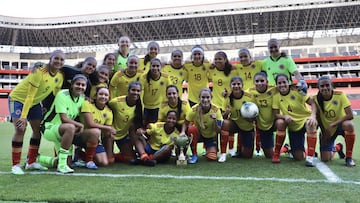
left=9, top=50, right=64, bottom=175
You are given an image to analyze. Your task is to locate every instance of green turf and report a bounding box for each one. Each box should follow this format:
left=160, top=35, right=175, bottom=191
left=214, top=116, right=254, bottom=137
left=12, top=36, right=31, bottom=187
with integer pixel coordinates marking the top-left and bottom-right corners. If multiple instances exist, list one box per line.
left=0, top=118, right=360, bottom=202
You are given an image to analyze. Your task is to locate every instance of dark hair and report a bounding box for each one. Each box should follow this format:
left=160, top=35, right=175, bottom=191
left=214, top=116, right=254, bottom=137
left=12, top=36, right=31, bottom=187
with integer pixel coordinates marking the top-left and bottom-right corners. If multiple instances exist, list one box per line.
left=229, top=76, right=243, bottom=106
left=214, top=51, right=232, bottom=76
left=102, top=53, right=116, bottom=64
left=254, top=71, right=268, bottom=81
left=191, top=45, right=205, bottom=64
left=316, top=76, right=333, bottom=112
left=166, top=85, right=182, bottom=119
left=171, top=49, right=183, bottom=58
left=275, top=73, right=289, bottom=84
left=166, top=110, right=178, bottom=120
left=94, top=86, right=110, bottom=104
left=144, top=41, right=160, bottom=66
left=74, top=56, right=96, bottom=69
left=146, top=58, right=162, bottom=85
left=268, top=38, right=287, bottom=57
left=128, top=81, right=143, bottom=129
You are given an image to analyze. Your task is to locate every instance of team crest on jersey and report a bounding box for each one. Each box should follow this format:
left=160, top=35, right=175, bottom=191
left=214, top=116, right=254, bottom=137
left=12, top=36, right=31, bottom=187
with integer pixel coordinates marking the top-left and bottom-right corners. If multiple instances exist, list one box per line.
left=55, top=78, right=59, bottom=83
left=103, top=113, right=107, bottom=118
left=179, top=71, right=183, bottom=76
left=251, top=64, right=256, bottom=69
left=15, top=109, right=21, bottom=115
left=267, top=91, right=272, bottom=96
left=45, top=79, right=48, bottom=83
left=333, top=100, right=338, bottom=105
left=290, top=95, right=296, bottom=100
left=202, top=67, right=206, bottom=71
left=279, top=64, right=285, bottom=69
left=160, top=81, right=164, bottom=86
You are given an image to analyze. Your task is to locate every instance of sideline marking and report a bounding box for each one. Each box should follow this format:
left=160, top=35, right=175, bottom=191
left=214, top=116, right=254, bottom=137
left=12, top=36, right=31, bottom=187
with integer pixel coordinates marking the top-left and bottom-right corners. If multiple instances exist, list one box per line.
left=0, top=170, right=359, bottom=185
left=314, top=158, right=343, bottom=183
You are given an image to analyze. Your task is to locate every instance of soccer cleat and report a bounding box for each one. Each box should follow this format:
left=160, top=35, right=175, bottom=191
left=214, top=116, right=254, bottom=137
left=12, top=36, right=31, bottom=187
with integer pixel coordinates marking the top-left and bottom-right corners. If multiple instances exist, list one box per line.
left=228, top=149, right=236, bottom=157
left=86, top=161, right=98, bottom=170
left=305, top=156, right=315, bottom=167
left=71, top=159, right=86, bottom=168
left=11, top=164, right=24, bottom=175
left=25, top=162, right=48, bottom=171
left=188, top=155, right=198, bottom=164
left=335, top=143, right=345, bottom=159
left=57, top=165, right=74, bottom=174
left=255, top=150, right=262, bottom=157
left=280, top=143, right=290, bottom=153
left=171, top=149, right=176, bottom=157
left=142, top=159, right=156, bottom=167
left=218, top=153, right=227, bottom=163
left=272, top=153, right=280, bottom=163
left=345, top=157, right=356, bottom=167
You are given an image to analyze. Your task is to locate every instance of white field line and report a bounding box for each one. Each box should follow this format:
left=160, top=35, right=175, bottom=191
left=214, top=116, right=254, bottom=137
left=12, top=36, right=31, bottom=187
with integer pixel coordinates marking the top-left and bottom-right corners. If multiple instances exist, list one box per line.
left=314, top=158, right=343, bottom=183
left=0, top=170, right=359, bottom=185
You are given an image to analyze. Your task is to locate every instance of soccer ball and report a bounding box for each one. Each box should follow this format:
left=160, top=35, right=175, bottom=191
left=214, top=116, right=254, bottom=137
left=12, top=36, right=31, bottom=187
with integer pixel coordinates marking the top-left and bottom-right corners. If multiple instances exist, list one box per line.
left=240, top=102, right=259, bottom=119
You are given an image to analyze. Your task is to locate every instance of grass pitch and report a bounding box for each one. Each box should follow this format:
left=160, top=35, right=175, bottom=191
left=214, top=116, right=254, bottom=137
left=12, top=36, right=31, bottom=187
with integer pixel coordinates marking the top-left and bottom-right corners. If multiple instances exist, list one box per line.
left=0, top=118, right=360, bottom=202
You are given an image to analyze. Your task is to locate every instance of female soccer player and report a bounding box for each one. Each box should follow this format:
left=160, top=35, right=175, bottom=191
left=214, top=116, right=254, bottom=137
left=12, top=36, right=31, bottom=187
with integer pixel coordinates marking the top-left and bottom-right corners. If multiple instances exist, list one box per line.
left=102, top=53, right=116, bottom=79
left=139, top=41, right=160, bottom=73
left=8, top=49, right=65, bottom=175
left=209, top=51, right=238, bottom=157
left=236, top=48, right=264, bottom=156
left=62, top=56, right=98, bottom=97
left=181, top=88, right=223, bottom=164
left=236, top=48, right=263, bottom=91
left=184, top=45, right=210, bottom=106
left=262, top=38, right=307, bottom=93
left=109, top=55, right=143, bottom=99
left=139, top=58, right=170, bottom=125
left=109, top=81, right=143, bottom=164
left=80, top=87, right=116, bottom=166
left=315, top=76, right=356, bottom=167
left=209, top=51, right=238, bottom=109
left=248, top=72, right=277, bottom=158
left=158, top=85, right=192, bottom=130
left=272, top=74, right=318, bottom=167
left=114, top=36, right=131, bottom=71
left=161, top=50, right=187, bottom=99
left=133, top=110, right=180, bottom=166
left=219, top=76, right=254, bottom=162
left=42, top=74, right=99, bottom=173
left=90, top=65, right=110, bottom=101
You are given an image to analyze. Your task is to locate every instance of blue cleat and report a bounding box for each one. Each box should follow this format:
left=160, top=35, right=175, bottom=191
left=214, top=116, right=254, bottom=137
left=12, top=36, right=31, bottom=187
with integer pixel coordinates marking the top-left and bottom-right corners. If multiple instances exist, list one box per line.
left=188, top=155, right=198, bottom=164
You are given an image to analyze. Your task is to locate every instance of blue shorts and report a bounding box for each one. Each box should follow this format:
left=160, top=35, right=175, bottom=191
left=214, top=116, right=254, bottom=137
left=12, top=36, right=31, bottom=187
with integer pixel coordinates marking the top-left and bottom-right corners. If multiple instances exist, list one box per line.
left=144, top=143, right=157, bottom=155
left=96, top=144, right=105, bottom=154
left=320, top=125, right=344, bottom=152
left=231, top=120, right=254, bottom=148
left=259, top=126, right=275, bottom=149
left=198, top=134, right=217, bottom=148
left=8, top=97, right=42, bottom=121
left=144, top=108, right=159, bottom=123
left=288, top=126, right=305, bottom=151
left=115, top=136, right=131, bottom=149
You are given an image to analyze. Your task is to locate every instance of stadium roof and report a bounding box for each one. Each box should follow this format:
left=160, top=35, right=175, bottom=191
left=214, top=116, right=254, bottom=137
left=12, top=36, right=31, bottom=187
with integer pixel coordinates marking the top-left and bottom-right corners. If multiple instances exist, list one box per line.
left=0, top=0, right=359, bottom=50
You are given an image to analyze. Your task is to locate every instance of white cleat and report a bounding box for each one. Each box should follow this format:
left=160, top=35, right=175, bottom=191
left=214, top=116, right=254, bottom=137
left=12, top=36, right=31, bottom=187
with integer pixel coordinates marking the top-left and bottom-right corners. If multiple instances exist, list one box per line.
left=218, top=153, right=227, bottom=163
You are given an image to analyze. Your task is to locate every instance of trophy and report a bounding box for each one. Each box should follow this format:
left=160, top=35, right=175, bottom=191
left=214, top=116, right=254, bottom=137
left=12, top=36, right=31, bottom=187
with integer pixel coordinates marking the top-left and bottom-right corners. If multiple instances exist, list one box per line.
left=174, top=134, right=193, bottom=166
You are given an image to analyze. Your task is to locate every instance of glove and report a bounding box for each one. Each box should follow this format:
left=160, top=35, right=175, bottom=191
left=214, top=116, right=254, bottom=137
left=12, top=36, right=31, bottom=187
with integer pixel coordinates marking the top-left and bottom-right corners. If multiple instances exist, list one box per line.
left=297, top=79, right=308, bottom=94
